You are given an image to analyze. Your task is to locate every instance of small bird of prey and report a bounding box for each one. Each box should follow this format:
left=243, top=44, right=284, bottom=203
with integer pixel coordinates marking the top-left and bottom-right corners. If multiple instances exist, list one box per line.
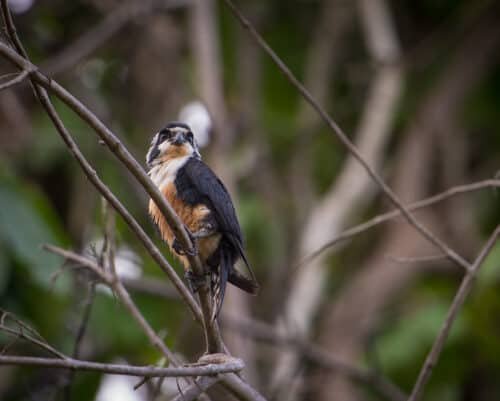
left=146, top=122, right=258, bottom=319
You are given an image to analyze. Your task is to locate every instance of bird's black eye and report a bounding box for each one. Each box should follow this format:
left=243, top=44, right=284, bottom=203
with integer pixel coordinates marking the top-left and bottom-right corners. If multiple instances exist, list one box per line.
left=187, top=131, right=194, bottom=144
left=158, top=129, right=171, bottom=142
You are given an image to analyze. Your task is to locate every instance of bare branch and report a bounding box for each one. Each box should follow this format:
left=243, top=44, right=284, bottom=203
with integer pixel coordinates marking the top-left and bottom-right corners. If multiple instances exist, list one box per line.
left=170, top=376, right=221, bottom=401
left=0, top=355, right=244, bottom=377
left=408, top=225, right=500, bottom=401
left=0, top=69, right=28, bottom=90
left=43, top=245, right=178, bottom=364
left=387, top=254, right=448, bottom=264
left=0, top=310, right=67, bottom=360
left=297, top=179, right=500, bottom=268
left=222, top=0, right=470, bottom=271
left=62, top=282, right=96, bottom=401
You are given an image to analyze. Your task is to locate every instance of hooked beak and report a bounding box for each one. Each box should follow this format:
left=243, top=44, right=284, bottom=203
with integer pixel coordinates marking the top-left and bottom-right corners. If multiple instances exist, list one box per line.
left=171, top=132, right=186, bottom=146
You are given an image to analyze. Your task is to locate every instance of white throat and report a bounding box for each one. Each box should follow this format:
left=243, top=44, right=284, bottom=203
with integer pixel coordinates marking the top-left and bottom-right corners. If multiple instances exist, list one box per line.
left=148, top=155, right=190, bottom=190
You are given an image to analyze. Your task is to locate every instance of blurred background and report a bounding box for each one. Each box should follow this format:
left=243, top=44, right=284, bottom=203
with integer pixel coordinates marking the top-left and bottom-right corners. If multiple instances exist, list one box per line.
left=0, top=0, right=499, bottom=400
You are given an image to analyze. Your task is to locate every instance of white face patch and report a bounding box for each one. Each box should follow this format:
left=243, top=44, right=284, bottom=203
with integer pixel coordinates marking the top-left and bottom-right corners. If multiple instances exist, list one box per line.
left=148, top=155, right=190, bottom=190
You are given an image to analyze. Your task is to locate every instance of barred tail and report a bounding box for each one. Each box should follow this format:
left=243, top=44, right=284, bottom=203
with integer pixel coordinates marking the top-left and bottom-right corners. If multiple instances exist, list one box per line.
left=211, top=248, right=230, bottom=321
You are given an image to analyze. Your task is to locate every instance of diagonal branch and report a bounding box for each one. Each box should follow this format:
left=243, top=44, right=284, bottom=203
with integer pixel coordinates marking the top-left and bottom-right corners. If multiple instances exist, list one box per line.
left=44, top=244, right=178, bottom=364
left=222, top=0, right=470, bottom=271
left=0, top=69, right=29, bottom=90
left=297, top=179, right=500, bottom=268
left=408, top=225, right=500, bottom=401
left=0, top=309, right=67, bottom=360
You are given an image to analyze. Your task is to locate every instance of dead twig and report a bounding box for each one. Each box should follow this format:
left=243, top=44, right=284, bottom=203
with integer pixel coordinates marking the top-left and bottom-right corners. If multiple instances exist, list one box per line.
left=43, top=244, right=178, bottom=364
left=296, top=179, right=500, bottom=269
left=408, top=225, right=500, bottom=401
left=0, top=69, right=28, bottom=90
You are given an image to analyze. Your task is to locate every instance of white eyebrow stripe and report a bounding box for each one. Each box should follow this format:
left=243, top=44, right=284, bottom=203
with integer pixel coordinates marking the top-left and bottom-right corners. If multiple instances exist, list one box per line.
left=170, top=127, right=188, bottom=133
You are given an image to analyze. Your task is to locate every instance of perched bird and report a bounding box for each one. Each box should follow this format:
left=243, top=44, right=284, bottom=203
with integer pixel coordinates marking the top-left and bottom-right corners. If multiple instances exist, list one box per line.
left=146, top=122, right=258, bottom=319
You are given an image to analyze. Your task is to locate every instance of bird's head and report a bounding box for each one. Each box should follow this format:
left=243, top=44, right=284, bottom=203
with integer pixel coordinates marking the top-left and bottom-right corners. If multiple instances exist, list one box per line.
left=146, top=122, right=200, bottom=168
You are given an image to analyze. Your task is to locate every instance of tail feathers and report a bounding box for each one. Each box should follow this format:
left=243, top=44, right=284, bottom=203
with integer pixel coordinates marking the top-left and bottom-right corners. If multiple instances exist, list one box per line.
left=228, top=269, right=259, bottom=295
left=228, top=233, right=258, bottom=285
left=211, top=250, right=230, bottom=321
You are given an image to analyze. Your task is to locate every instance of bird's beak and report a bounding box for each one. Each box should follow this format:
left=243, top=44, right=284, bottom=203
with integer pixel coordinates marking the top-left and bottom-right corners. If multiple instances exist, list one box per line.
left=172, top=132, right=186, bottom=146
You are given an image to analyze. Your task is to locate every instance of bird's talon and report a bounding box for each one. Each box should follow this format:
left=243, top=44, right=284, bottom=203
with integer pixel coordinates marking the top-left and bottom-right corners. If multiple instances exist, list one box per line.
left=185, top=270, right=208, bottom=293
left=172, top=237, right=197, bottom=256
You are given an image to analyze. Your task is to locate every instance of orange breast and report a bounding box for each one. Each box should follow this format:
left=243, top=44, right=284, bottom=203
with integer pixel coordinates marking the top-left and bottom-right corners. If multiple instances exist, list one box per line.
left=149, top=182, right=220, bottom=270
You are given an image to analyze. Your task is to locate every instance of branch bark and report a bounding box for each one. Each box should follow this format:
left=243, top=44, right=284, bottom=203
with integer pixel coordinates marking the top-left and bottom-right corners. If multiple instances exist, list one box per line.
left=0, top=355, right=244, bottom=378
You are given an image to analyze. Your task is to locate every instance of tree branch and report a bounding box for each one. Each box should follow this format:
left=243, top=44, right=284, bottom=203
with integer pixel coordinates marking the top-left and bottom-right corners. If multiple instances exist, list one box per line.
left=0, top=355, right=244, bottom=377
left=297, top=179, right=500, bottom=268
left=408, top=225, right=500, bottom=401
left=0, top=69, right=29, bottom=90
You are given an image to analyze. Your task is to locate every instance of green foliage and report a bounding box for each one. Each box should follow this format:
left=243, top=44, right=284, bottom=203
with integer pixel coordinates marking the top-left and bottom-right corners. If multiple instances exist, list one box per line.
left=0, top=170, right=69, bottom=294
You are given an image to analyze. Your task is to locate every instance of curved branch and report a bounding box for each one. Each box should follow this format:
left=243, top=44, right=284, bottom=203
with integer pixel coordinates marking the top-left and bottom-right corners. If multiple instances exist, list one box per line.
left=297, top=179, right=500, bottom=268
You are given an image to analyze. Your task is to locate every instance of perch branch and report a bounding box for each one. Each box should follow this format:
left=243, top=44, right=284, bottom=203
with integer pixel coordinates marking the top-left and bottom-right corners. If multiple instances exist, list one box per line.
left=0, top=355, right=244, bottom=377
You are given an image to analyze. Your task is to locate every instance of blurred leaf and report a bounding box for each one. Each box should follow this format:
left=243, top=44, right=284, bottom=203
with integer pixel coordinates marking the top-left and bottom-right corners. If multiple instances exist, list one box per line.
left=376, top=302, right=465, bottom=371
left=477, top=242, right=500, bottom=286
left=0, top=173, right=69, bottom=293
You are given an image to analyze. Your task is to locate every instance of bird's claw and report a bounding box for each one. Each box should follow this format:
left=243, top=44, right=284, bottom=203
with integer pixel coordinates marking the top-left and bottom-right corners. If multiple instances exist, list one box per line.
left=172, top=235, right=197, bottom=257
left=185, top=270, right=208, bottom=293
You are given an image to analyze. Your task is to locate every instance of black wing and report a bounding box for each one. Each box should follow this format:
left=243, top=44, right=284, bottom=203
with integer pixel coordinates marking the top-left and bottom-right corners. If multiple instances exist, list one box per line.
left=176, top=157, right=259, bottom=302
left=176, top=157, right=243, bottom=243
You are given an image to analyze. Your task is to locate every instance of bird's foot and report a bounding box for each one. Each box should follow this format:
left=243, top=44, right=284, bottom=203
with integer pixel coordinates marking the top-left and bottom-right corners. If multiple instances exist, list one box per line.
left=172, top=233, right=197, bottom=257
left=185, top=270, right=208, bottom=293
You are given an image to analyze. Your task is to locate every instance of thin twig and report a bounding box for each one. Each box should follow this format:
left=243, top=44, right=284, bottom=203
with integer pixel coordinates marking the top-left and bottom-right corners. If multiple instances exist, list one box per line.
left=43, top=244, right=178, bottom=364
left=0, top=68, right=28, bottom=90
left=387, top=254, right=447, bottom=264
left=169, top=376, right=221, bottom=401
left=223, top=0, right=471, bottom=272
left=296, top=179, right=500, bottom=268
left=62, top=282, right=96, bottom=401
left=0, top=355, right=244, bottom=377
left=0, top=311, right=68, bottom=359
left=408, top=224, right=500, bottom=401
